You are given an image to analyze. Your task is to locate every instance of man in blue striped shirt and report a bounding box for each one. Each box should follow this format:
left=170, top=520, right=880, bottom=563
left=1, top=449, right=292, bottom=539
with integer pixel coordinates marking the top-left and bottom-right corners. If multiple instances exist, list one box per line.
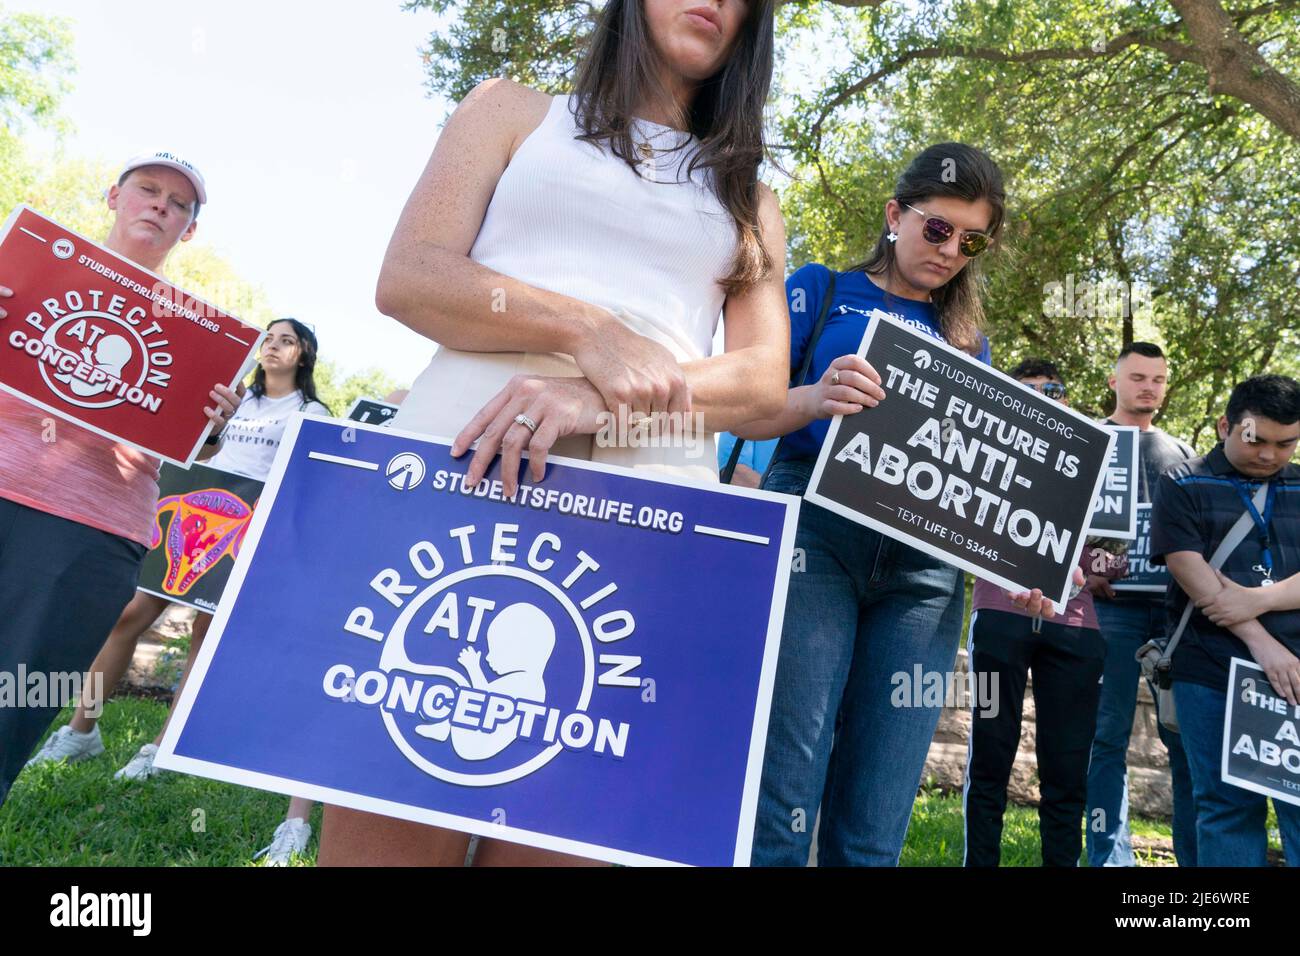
left=1151, top=374, right=1300, bottom=866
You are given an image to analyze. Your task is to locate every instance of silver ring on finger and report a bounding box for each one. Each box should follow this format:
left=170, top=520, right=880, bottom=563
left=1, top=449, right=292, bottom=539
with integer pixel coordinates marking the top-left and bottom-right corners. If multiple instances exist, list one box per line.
left=514, top=413, right=538, bottom=434
left=831, top=371, right=840, bottom=386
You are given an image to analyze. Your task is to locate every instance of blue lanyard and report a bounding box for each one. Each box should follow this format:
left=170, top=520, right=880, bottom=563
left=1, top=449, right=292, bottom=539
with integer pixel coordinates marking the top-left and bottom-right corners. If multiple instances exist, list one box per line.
left=1228, top=478, right=1277, bottom=575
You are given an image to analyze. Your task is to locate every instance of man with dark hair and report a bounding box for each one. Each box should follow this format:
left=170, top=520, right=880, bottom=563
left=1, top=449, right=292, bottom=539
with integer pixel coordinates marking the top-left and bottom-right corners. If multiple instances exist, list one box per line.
left=1117, top=341, right=1165, bottom=363
left=1006, top=357, right=1063, bottom=384
left=1152, top=374, right=1300, bottom=865
left=0, top=151, right=240, bottom=807
left=1086, top=342, right=1199, bottom=867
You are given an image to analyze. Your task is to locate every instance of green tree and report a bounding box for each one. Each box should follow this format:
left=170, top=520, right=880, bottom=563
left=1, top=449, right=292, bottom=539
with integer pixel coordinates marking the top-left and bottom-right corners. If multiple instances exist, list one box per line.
left=407, top=0, right=1300, bottom=445
left=312, top=360, right=402, bottom=417
left=0, top=6, right=71, bottom=126
left=0, top=7, right=73, bottom=215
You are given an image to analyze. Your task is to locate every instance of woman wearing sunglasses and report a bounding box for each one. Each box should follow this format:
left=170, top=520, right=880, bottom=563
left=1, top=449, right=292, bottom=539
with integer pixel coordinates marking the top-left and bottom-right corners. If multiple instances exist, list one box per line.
left=738, top=143, right=1006, bottom=866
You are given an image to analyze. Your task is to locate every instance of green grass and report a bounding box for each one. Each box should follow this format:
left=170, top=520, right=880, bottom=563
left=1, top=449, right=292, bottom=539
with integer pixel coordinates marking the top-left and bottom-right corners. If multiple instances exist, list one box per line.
left=151, top=629, right=191, bottom=687
left=3, top=699, right=1183, bottom=867
left=902, top=785, right=1048, bottom=866
left=0, top=698, right=319, bottom=867
left=900, top=786, right=1180, bottom=866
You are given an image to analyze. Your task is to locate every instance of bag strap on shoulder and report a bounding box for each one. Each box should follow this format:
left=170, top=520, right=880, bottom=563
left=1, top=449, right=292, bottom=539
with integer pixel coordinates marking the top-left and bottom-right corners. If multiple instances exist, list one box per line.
left=721, top=272, right=838, bottom=484
left=1159, top=478, right=1270, bottom=666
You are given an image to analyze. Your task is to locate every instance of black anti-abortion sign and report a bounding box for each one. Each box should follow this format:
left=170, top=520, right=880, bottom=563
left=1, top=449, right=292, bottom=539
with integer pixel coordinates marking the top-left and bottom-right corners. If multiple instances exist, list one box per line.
left=1086, top=425, right=1139, bottom=539
left=1223, top=657, right=1300, bottom=807
left=806, top=312, right=1114, bottom=607
left=346, top=397, right=400, bottom=426
left=1113, top=504, right=1170, bottom=593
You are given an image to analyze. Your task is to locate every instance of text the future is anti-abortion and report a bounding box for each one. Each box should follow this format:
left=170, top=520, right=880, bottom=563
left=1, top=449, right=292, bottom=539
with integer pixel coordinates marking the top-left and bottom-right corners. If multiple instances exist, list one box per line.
left=809, top=314, right=1111, bottom=603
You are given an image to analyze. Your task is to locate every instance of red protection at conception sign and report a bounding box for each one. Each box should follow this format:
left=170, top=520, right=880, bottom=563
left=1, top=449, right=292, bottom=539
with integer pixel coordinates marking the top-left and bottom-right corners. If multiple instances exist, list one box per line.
left=0, top=205, right=263, bottom=466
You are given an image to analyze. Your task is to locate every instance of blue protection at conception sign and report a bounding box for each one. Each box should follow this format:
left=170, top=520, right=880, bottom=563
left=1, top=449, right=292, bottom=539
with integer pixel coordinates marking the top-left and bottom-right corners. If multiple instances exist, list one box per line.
left=158, top=417, right=800, bottom=866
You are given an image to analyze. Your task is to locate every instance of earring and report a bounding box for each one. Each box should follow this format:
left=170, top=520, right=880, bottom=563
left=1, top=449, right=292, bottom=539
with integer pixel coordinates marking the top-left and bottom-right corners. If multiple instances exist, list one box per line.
left=887, top=232, right=898, bottom=243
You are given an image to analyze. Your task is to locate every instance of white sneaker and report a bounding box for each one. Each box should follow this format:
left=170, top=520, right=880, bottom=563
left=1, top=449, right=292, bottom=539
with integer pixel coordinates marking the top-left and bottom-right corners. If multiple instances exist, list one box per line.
left=26, top=724, right=105, bottom=767
left=254, top=818, right=312, bottom=866
left=114, top=743, right=161, bottom=781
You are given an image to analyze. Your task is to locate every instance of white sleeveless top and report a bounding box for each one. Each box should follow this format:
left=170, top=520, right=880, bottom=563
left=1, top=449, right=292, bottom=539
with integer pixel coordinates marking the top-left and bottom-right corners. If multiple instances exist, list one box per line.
left=397, top=93, right=739, bottom=481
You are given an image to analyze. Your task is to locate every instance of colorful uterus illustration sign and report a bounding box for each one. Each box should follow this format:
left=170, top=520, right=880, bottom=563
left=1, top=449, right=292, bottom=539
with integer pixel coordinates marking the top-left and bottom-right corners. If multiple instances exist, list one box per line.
left=137, top=463, right=264, bottom=612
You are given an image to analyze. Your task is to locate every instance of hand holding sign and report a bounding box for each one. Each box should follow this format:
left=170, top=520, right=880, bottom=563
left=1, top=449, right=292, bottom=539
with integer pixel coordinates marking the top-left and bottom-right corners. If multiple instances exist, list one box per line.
left=203, top=381, right=245, bottom=439
left=1243, top=635, right=1300, bottom=707
left=1085, top=573, right=1118, bottom=600
left=1223, top=657, right=1300, bottom=807
left=0, top=207, right=263, bottom=465
left=807, top=313, right=1114, bottom=607
left=1004, top=566, right=1087, bottom=618
left=452, top=374, right=607, bottom=495
left=804, top=354, right=885, bottom=418
left=159, top=416, right=800, bottom=866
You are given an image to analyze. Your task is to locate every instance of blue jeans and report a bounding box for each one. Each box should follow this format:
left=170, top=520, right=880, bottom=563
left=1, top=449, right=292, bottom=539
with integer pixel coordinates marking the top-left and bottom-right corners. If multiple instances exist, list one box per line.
left=1175, top=680, right=1300, bottom=866
left=1086, top=598, right=1197, bottom=866
left=751, top=459, right=965, bottom=866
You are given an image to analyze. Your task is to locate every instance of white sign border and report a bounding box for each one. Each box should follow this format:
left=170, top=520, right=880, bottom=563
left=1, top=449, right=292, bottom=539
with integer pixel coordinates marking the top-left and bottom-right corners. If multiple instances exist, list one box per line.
left=1112, top=503, right=1168, bottom=593
left=1086, top=424, right=1140, bottom=540
left=156, top=413, right=802, bottom=867
left=1221, top=656, right=1300, bottom=808
left=804, top=310, right=1116, bottom=609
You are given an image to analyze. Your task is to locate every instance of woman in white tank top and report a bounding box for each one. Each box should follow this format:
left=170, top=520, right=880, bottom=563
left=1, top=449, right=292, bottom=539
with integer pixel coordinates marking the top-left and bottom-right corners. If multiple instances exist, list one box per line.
left=319, top=0, right=788, bottom=866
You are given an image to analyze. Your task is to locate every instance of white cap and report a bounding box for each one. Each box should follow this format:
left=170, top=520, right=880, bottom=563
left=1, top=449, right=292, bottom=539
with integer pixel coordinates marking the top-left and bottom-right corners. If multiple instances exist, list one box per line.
left=117, top=150, right=207, bottom=206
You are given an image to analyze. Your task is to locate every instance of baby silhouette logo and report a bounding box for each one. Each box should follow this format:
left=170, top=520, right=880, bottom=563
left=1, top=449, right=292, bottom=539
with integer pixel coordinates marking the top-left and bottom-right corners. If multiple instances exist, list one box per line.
left=429, top=603, right=556, bottom=760
left=326, top=524, right=639, bottom=787
left=10, top=291, right=174, bottom=413
left=55, top=334, right=131, bottom=397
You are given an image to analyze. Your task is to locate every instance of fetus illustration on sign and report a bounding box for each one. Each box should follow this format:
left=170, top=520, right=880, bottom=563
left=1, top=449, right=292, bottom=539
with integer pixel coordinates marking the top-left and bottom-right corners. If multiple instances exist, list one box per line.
left=54, top=335, right=132, bottom=397
left=414, top=602, right=556, bottom=760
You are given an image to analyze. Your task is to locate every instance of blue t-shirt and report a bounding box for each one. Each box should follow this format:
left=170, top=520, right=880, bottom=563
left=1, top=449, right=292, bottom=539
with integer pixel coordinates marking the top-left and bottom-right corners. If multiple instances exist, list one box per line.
left=717, top=432, right=777, bottom=475
left=779, top=263, right=992, bottom=461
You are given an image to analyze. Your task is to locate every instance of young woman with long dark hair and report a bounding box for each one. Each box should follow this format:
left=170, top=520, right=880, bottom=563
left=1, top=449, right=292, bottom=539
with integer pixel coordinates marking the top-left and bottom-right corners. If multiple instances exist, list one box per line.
left=26, top=318, right=331, bottom=862
left=737, top=143, right=1009, bottom=865
left=324, top=0, right=790, bottom=866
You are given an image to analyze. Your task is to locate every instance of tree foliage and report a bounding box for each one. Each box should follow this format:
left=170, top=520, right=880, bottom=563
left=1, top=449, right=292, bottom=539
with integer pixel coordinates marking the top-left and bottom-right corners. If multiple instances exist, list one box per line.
left=0, top=9, right=277, bottom=356
left=0, top=8, right=73, bottom=218
left=312, top=361, right=402, bottom=418
left=406, top=0, right=1300, bottom=446
left=0, top=6, right=72, bottom=130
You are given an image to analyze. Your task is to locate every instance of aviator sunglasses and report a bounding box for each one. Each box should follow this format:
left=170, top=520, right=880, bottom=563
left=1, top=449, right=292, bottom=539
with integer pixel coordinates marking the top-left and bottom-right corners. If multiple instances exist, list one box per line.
left=1023, top=381, right=1067, bottom=400
left=902, top=203, right=991, bottom=258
